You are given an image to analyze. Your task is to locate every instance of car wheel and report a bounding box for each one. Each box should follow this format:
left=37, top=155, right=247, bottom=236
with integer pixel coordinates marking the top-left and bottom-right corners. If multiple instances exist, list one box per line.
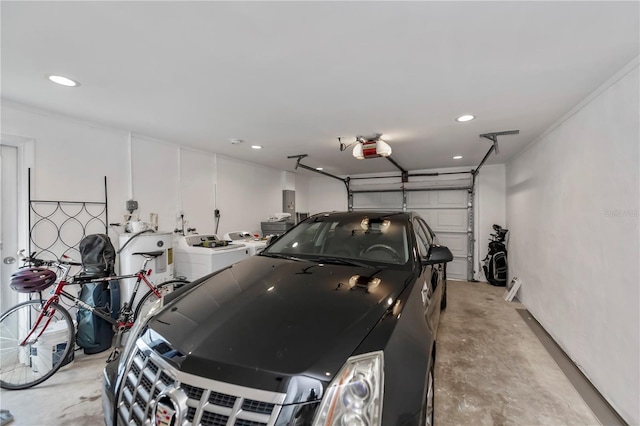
left=425, top=355, right=435, bottom=426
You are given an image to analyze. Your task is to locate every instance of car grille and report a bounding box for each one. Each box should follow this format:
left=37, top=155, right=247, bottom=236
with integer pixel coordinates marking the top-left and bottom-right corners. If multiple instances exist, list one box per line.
left=116, top=339, right=286, bottom=426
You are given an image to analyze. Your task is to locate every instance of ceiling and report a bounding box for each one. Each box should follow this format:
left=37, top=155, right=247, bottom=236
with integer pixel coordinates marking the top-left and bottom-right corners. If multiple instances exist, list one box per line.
left=2, top=1, right=638, bottom=176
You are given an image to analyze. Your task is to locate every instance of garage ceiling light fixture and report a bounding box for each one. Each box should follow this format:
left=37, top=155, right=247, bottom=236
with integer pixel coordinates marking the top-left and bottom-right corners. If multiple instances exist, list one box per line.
left=453, top=155, right=463, bottom=160
left=456, top=114, right=475, bottom=122
left=48, top=75, right=79, bottom=87
left=251, top=145, right=262, bottom=150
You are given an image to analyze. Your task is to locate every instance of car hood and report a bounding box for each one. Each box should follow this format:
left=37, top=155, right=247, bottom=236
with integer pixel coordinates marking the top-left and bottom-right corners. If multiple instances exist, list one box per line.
left=148, top=255, right=413, bottom=387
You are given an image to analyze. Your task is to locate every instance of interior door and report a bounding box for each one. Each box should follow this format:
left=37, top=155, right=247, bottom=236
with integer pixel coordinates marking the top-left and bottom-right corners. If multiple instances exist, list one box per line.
left=1, top=144, right=20, bottom=314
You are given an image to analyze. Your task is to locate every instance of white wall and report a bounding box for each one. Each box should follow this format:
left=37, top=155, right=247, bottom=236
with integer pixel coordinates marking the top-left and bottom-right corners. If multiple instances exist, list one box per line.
left=294, top=173, right=311, bottom=213
left=0, top=102, right=308, bottom=249
left=215, top=155, right=282, bottom=237
left=506, top=63, right=639, bottom=424
left=130, top=136, right=218, bottom=235
left=1, top=102, right=130, bottom=247
left=179, top=147, right=216, bottom=234
left=131, top=135, right=181, bottom=233
left=475, top=164, right=506, bottom=278
left=308, top=176, right=348, bottom=213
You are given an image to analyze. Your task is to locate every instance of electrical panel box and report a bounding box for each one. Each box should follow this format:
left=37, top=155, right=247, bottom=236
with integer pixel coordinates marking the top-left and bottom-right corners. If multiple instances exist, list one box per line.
left=283, top=190, right=295, bottom=217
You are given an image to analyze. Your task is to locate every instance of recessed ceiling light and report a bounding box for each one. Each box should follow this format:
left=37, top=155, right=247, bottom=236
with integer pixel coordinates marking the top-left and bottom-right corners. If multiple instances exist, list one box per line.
left=48, top=75, right=79, bottom=87
left=251, top=145, right=262, bottom=150
left=453, top=155, right=463, bottom=160
left=316, top=167, right=324, bottom=171
left=456, top=114, right=475, bottom=122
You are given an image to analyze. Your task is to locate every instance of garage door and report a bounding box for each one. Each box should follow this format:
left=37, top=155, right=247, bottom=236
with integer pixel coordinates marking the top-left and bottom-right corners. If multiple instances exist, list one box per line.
left=406, top=190, right=470, bottom=280
left=351, top=189, right=471, bottom=280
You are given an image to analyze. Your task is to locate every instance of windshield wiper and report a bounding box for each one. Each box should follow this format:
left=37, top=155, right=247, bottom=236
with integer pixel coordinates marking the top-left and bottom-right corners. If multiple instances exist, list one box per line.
left=260, top=252, right=304, bottom=261
left=309, top=257, right=374, bottom=268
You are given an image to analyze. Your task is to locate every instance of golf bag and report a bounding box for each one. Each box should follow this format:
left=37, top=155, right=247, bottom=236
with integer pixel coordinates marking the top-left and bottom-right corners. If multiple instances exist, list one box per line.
left=76, top=234, right=119, bottom=354
left=482, top=224, right=509, bottom=286
left=77, top=281, right=118, bottom=354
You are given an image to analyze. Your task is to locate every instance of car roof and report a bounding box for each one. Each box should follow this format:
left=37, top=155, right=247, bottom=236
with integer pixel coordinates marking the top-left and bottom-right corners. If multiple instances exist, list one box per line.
left=310, top=211, right=413, bottom=221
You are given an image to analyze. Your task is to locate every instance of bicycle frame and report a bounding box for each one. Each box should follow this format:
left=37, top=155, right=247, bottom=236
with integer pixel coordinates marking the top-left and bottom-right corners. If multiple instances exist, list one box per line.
left=19, top=268, right=161, bottom=347
left=70, top=270, right=163, bottom=314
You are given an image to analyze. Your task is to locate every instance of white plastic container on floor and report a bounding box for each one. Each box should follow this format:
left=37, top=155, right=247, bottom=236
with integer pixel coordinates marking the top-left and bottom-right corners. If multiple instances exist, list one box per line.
left=31, top=320, right=73, bottom=373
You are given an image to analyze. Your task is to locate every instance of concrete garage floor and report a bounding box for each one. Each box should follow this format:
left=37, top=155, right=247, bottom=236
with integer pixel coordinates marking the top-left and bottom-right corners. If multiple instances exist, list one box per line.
left=435, top=281, right=599, bottom=426
left=1, top=281, right=601, bottom=425
left=0, top=350, right=107, bottom=426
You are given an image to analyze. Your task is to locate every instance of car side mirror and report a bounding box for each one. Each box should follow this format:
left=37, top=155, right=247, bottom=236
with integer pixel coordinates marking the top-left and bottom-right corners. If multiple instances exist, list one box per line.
left=266, top=235, right=279, bottom=246
left=424, top=245, right=453, bottom=265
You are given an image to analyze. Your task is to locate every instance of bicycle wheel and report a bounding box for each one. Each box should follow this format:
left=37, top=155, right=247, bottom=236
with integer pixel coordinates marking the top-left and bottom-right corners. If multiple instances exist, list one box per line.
left=134, top=279, right=189, bottom=320
left=0, top=299, right=75, bottom=390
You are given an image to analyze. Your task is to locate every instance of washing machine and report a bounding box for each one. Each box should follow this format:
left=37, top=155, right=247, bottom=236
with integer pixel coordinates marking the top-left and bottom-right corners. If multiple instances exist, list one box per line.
left=174, top=235, right=250, bottom=282
left=118, top=231, right=174, bottom=308
left=223, top=231, right=268, bottom=256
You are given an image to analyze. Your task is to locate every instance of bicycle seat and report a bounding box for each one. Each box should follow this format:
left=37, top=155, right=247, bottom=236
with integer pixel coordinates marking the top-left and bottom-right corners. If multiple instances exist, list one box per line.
left=132, top=250, right=164, bottom=259
left=75, top=265, right=113, bottom=282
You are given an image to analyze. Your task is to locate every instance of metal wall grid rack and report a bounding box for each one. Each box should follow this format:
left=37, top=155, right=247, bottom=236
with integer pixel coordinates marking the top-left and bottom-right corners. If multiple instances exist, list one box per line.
left=28, top=169, right=109, bottom=260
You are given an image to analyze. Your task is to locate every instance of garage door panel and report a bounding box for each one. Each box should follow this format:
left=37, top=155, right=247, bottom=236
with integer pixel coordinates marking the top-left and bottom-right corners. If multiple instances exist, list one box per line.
left=413, top=208, right=467, bottom=232
left=436, top=233, right=467, bottom=258
left=435, top=210, right=467, bottom=231
left=406, top=191, right=432, bottom=207
left=445, top=258, right=467, bottom=280
left=353, top=192, right=403, bottom=209
left=407, top=190, right=467, bottom=208
left=437, top=190, right=468, bottom=207
left=353, top=187, right=471, bottom=281
left=413, top=209, right=436, bottom=224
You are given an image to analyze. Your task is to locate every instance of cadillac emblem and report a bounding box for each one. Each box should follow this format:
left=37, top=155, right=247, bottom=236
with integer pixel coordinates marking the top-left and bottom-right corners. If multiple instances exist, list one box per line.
left=154, top=395, right=177, bottom=426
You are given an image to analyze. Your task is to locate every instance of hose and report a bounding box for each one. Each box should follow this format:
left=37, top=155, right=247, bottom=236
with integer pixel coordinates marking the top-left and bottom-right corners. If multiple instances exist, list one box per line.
left=116, top=229, right=155, bottom=254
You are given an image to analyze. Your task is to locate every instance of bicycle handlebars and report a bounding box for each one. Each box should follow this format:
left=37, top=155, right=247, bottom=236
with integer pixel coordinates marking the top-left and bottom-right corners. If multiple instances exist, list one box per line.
left=17, top=250, right=82, bottom=267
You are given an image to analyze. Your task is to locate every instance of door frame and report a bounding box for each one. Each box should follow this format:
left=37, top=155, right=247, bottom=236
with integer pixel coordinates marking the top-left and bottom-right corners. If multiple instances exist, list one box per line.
left=1, top=133, right=35, bottom=256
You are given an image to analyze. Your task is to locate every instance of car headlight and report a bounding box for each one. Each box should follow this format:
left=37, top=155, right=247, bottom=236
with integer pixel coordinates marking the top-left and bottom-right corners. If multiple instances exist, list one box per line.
left=118, top=297, right=164, bottom=369
left=313, top=351, right=384, bottom=426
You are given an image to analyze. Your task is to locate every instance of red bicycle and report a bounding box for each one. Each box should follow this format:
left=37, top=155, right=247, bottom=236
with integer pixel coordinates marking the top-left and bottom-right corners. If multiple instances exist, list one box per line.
left=0, top=251, right=189, bottom=390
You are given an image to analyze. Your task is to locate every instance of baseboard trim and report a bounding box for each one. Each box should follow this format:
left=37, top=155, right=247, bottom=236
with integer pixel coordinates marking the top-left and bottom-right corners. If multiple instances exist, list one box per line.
left=516, top=309, right=627, bottom=426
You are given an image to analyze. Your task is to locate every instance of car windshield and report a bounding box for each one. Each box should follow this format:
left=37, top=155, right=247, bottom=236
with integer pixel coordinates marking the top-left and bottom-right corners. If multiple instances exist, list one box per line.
left=262, top=214, right=411, bottom=266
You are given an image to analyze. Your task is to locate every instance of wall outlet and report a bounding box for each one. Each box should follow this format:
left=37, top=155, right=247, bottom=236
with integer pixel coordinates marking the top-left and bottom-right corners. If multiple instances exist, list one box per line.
left=126, top=199, right=138, bottom=213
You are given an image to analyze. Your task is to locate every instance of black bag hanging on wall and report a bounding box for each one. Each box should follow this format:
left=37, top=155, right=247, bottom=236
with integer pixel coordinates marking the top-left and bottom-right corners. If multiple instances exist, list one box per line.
left=482, top=225, right=509, bottom=286
left=78, top=234, right=116, bottom=279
